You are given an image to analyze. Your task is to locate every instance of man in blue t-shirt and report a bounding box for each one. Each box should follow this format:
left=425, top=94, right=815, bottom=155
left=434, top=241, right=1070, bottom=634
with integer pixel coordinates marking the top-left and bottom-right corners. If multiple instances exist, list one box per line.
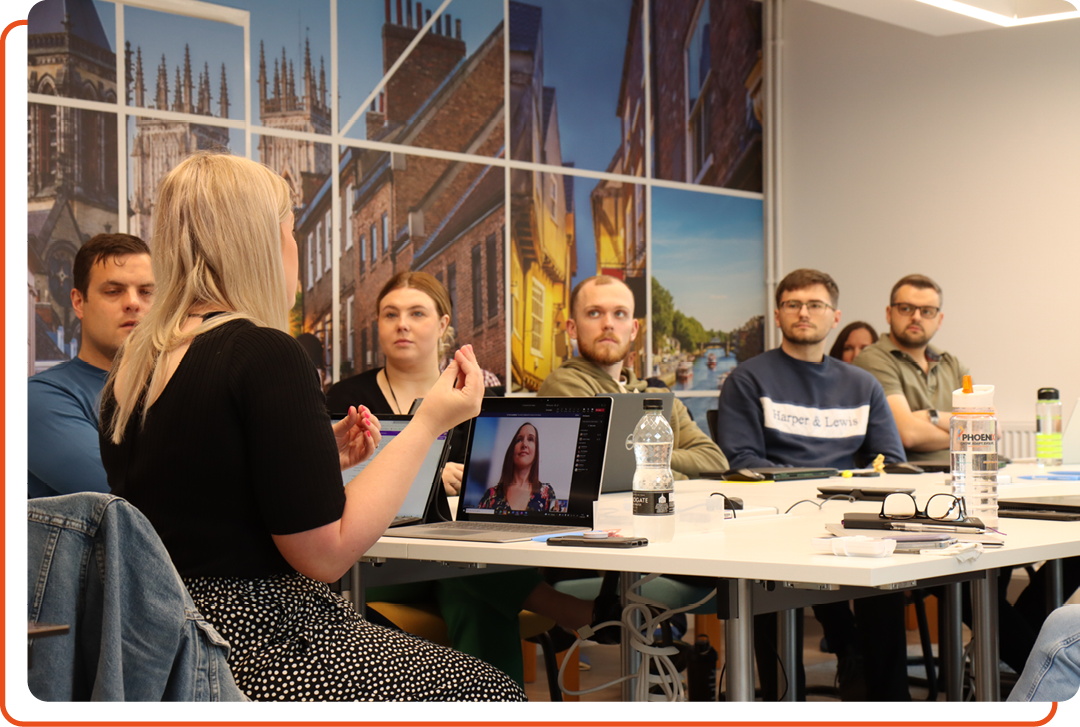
left=28, top=234, right=153, bottom=498
left=717, top=268, right=908, bottom=702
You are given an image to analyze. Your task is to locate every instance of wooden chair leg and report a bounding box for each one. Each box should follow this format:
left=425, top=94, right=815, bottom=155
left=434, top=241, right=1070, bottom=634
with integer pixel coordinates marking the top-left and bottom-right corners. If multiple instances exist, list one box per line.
left=522, top=640, right=538, bottom=683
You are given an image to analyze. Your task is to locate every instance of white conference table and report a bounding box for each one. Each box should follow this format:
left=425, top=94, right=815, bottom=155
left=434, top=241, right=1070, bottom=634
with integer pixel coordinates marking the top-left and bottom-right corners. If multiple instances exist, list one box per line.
left=355, top=464, right=1080, bottom=702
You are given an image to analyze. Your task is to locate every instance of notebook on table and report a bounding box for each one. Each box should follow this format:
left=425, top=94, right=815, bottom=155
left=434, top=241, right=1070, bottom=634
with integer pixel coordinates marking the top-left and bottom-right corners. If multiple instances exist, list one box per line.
left=335, top=414, right=451, bottom=529
left=706, top=466, right=839, bottom=482
left=385, top=396, right=613, bottom=542
left=594, top=392, right=674, bottom=493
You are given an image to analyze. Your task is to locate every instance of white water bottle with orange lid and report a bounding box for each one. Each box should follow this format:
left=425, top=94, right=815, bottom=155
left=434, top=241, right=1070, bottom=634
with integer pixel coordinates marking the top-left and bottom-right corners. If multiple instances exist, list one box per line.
left=950, top=375, right=998, bottom=528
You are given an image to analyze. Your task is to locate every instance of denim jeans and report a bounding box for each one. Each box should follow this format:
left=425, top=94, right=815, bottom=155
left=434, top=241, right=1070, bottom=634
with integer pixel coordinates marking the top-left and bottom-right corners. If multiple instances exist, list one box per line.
left=28, top=493, right=245, bottom=701
left=1008, top=604, right=1080, bottom=702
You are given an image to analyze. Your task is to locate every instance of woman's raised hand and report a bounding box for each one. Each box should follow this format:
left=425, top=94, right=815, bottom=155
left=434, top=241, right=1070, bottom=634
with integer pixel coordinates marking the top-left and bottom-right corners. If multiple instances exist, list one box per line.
left=333, top=406, right=382, bottom=470
left=415, top=345, right=483, bottom=439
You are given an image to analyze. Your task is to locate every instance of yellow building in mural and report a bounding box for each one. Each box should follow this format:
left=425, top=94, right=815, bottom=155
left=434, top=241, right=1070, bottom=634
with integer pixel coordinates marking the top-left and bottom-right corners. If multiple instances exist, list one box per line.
left=509, top=5, right=577, bottom=392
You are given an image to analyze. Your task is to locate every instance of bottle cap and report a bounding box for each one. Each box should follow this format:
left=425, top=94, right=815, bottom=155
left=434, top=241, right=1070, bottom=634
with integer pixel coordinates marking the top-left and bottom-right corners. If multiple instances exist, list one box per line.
left=643, top=398, right=663, bottom=410
left=953, top=382, right=994, bottom=409
left=1038, top=387, right=1060, bottom=400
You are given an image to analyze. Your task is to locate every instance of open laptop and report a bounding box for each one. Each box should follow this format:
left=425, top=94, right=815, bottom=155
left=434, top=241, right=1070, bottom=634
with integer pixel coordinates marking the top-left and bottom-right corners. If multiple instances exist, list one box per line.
left=594, top=392, right=674, bottom=493
left=336, top=415, right=451, bottom=529
left=385, top=396, right=613, bottom=542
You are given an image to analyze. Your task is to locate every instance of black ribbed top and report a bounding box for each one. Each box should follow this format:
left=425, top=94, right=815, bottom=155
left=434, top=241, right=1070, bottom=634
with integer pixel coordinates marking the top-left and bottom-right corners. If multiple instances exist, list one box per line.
left=101, top=319, right=346, bottom=578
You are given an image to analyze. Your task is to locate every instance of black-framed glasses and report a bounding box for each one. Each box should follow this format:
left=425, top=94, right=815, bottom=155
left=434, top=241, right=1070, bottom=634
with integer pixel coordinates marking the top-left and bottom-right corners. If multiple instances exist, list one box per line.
left=880, top=493, right=966, bottom=522
left=778, top=300, right=834, bottom=315
left=891, top=303, right=940, bottom=318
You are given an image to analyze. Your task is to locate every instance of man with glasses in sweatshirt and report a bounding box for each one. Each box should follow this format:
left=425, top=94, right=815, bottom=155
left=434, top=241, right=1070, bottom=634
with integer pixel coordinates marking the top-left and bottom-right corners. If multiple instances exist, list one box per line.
left=717, top=268, right=907, bottom=701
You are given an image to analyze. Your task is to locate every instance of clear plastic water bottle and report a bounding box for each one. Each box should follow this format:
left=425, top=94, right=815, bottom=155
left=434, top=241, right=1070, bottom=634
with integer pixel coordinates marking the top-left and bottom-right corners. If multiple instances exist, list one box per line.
left=632, top=398, right=675, bottom=543
left=1036, top=388, right=1063, bottom=467
left=950, top=375, right=998, bottom=528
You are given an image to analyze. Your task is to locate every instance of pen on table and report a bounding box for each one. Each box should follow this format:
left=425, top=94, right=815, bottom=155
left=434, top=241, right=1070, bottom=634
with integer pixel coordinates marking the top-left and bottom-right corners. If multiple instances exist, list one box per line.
left=890, top=523, right=983, bottom=533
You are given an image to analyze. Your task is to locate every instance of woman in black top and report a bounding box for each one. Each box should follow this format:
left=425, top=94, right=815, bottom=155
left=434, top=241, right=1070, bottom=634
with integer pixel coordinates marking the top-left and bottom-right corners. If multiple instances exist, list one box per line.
left=99, top=152, right=524, bottom=701
left=326, top=272, right=610, bottom=687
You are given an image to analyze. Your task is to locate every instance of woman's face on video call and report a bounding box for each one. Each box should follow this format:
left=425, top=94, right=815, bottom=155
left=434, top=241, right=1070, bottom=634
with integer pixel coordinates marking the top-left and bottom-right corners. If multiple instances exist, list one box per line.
left=378, top=286, right=447, bottom=365
left=513, top=425, right=538, bottom=469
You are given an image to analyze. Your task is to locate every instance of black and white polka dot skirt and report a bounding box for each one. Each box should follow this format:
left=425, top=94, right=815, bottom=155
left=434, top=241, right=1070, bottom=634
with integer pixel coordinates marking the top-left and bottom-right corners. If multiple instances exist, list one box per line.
left=184, top=572, right=526, bottom=702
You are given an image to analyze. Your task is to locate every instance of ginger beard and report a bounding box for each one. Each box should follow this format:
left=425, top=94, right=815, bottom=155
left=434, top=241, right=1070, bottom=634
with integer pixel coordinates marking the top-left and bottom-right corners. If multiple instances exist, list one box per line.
left=569, top=280, right=639, bottom=368
left=577, top=329, right=634, bottom=367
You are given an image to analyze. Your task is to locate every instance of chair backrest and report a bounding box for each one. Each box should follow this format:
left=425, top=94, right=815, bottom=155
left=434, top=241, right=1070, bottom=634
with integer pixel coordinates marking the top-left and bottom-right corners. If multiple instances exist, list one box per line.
left=706, top=409, right=719, bottom=443
left=27, top=493, right=245, bottom=701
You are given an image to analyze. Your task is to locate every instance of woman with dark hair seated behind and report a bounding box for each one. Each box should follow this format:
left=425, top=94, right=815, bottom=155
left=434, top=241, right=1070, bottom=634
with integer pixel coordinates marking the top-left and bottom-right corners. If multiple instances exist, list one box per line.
left=829, top=321, right=878, bottom=363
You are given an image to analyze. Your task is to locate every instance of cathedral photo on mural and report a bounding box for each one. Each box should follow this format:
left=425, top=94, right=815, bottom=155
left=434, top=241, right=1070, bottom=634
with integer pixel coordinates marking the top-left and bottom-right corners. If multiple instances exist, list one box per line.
left=28, top=0, right=119, bottom=370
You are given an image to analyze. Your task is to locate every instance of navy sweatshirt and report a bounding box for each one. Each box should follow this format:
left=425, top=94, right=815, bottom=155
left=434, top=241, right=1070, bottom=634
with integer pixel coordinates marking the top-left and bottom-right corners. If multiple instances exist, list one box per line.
left=717, top=348, right=905, bottom=470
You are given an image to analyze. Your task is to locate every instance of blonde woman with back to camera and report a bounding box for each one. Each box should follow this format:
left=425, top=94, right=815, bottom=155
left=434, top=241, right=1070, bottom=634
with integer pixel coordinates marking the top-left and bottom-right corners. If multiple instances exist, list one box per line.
left=99, top=152, right=525, bottom=701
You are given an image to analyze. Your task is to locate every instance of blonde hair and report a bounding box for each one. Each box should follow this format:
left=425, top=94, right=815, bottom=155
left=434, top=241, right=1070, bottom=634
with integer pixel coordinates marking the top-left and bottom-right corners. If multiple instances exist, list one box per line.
left=105, top=152, right=292, bottom=443
left=376, top=271, right=455, bottom=360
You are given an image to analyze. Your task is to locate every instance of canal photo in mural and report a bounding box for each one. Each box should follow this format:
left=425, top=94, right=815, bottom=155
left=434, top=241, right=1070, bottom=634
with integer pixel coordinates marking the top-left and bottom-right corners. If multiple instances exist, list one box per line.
left=650, top=187, right=764, bottom=423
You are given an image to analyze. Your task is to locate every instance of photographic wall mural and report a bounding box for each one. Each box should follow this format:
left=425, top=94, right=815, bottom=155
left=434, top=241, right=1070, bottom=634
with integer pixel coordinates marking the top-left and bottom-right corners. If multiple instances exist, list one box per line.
left=27, top=0, right=764, bottom=412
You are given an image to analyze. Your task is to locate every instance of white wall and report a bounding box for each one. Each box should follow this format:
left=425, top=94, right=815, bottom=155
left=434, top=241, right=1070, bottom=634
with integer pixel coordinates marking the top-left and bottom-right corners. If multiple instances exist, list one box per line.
left=780, top=0, right=1080, bottom=423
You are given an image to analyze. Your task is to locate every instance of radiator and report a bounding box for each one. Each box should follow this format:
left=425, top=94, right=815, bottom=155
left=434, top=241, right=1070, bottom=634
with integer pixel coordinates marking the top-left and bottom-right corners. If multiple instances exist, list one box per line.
left=999, top=421, right=1037, bottom=461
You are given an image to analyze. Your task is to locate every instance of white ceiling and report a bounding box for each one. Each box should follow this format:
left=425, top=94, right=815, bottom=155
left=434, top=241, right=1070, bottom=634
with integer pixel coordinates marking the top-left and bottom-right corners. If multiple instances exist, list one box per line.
left=805, top=0, right=1080, bottom=35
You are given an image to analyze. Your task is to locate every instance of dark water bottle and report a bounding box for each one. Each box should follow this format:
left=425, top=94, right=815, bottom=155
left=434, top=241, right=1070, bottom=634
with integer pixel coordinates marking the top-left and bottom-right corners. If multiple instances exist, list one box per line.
left=687, top=634, right=718, bottom=701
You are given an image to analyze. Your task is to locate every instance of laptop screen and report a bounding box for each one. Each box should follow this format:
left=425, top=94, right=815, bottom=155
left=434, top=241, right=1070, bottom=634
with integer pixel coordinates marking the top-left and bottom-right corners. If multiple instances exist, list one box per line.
left=457, top=397, right=612, bottom=526
left=338, top=415, right=449, bottom=522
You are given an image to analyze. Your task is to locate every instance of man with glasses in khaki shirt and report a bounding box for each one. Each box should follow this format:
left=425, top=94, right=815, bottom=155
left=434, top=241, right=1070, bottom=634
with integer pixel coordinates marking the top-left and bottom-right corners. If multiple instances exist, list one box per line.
left=856, top=275, right=1080, bottom=680
left=853, top=274, right=969, bottom=463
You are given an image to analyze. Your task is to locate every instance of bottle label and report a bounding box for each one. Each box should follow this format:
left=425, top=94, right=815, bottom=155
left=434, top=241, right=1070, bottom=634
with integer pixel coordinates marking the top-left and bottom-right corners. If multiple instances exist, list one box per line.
left=1036, top=433, right=1063, bottom=458
left=633, top=491, right=674, bottom=516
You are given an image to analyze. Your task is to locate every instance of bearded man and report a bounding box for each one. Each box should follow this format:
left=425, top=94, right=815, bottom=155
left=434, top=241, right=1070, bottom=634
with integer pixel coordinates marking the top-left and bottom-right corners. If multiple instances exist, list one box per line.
left=536, top=275, right=726, bottom=479
left=853, top=273, right=968, bottom=463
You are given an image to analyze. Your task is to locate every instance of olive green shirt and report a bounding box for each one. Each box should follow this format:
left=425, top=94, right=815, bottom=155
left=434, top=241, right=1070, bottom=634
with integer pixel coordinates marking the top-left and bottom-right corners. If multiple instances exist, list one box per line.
left=853, top=336, right=969, bottom=463
left=537, top=358, right=728, bottom=479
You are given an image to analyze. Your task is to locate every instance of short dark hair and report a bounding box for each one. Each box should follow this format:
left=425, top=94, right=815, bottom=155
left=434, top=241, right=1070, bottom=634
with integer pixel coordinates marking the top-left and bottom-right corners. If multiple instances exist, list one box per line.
left=775, top=268, right=839, bottom=308
left=890, top=274, right=943, bottom=307
left=73, top=233, right=151, bottom=296
left=569, top=275, right=631, bottom=318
